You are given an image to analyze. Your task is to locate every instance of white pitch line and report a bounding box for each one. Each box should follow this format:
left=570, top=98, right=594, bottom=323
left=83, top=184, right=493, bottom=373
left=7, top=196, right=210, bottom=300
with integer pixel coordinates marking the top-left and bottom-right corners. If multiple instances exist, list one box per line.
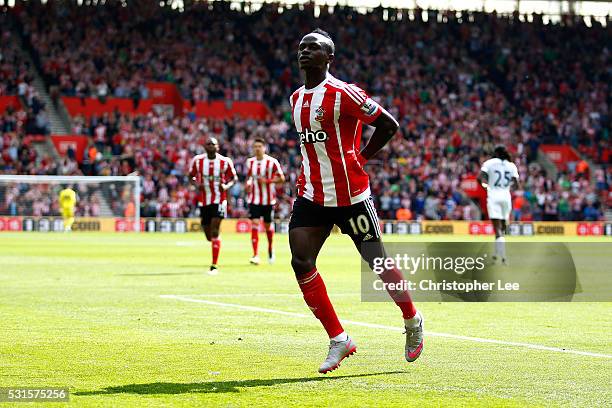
left=160, top=294, right=612, bottom=359
left=175, top=241, right=199, bottom=247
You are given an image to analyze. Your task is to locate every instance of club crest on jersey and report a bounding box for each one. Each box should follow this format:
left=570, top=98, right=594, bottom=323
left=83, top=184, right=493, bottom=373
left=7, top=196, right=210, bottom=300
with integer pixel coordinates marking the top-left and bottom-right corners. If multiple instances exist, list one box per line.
left=299, top=128, right=329, bottom=145
left=314, top=106, right=325, bottom=122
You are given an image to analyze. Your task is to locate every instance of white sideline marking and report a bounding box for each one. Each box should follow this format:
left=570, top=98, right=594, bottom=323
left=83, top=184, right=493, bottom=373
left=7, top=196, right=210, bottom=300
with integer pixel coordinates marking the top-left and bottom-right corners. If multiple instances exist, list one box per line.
left=160, top=294, right=612, bottom=359
left=175, top=241, right=199, bottom=247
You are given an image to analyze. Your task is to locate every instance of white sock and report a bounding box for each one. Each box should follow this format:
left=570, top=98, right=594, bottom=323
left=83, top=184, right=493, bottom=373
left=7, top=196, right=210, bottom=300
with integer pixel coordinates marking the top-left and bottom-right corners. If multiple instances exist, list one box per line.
left=331, top=332, right=348, bottom=342
left=404, top=311, right=422, bottom=328
left=495, top=236, right=506, bottom=259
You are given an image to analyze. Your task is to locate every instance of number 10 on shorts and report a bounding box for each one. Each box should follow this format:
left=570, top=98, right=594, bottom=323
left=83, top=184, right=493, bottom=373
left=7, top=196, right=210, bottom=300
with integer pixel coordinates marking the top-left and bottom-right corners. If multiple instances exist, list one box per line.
left=349, top=214, right=370, bottom=235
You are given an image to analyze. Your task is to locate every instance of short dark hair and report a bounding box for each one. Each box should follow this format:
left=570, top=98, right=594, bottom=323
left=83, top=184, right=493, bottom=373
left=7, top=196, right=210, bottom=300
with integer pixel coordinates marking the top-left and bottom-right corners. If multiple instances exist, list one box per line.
left=311, top=28, right=335, bottom=54
left=493, top=145, right=511, bottom=161
left=253, top=137, right=266, bottom=145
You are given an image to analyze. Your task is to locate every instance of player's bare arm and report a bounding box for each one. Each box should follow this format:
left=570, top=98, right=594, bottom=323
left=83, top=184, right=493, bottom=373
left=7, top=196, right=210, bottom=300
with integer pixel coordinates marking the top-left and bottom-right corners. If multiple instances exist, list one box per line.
left=511, top=177, right=520, bottom=191
left=477, top=171, right=489, bottom=188
left=358, top=110, right=399, bottom=163
left=189, top=171, right=200, bottom=186
left=221, top=175, right=237, bottom=192
left=267, top=174, right=285, bottom=184
left=222, top=159, right=238, bottom=191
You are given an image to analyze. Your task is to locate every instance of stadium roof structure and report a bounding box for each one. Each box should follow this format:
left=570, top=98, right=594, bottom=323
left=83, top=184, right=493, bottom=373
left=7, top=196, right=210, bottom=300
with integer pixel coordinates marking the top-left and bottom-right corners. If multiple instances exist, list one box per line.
left=215, top=0, right=611, bottom=24
left=196, top=0, right=611, bottom=22
left=1, top=0, right=609, bottom=23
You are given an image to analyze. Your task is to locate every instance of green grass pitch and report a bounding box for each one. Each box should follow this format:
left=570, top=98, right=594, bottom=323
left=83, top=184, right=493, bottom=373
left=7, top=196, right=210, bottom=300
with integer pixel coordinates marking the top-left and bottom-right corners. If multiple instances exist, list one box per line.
left=1, top=232, right=611, bottom=407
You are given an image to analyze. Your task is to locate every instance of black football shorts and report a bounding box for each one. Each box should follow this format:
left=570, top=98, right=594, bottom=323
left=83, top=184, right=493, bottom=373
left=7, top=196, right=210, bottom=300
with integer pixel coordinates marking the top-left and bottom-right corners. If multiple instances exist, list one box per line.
left=289, top=196, right=381, bottom=243
left=248, top=204, right=274, bottom=223
left=200, top=201, right=227, bottom=226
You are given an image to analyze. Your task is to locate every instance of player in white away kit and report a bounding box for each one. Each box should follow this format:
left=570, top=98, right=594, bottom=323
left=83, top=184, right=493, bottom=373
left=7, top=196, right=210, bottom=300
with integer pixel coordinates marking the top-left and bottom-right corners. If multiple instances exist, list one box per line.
left=245, top=138, right=285, bottom=265
left=289, top=29, right=423, bottom=374
left=478, top=145, right=520, bottom=265
left=189, top=137, right=238, bottom=275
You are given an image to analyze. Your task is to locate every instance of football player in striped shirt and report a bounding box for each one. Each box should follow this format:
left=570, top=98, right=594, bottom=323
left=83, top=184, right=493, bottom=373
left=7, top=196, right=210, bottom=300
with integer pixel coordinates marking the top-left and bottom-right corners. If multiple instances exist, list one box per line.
left=189, top=137, right=238, bottom=275
left=289, top=29, right=423, bottom=373
left=245, top=138, right=286, bottom=265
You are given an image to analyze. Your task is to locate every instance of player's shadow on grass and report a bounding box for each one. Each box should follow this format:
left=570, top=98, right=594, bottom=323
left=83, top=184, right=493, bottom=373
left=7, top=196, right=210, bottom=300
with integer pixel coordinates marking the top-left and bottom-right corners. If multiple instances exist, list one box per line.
left=74, top=371, right=404, bottom=395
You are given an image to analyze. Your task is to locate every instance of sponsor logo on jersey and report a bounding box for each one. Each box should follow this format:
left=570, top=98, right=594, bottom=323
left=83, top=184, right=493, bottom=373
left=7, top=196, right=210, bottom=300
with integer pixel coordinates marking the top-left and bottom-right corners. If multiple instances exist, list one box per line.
left=299, top=128, right=329, bottom=144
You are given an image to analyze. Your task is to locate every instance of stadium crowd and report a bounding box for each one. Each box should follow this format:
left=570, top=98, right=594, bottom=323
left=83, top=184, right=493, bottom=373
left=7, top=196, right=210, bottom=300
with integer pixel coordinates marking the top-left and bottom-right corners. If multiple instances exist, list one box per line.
left=16, top=2, right=271, bottom=104
left=1, top=14, right=52, bottom=136
left=1, top=18, right=28, bottom=97
left=467, top=11, right=609, bottom=162
left=0, top=2, right=609, bottom=221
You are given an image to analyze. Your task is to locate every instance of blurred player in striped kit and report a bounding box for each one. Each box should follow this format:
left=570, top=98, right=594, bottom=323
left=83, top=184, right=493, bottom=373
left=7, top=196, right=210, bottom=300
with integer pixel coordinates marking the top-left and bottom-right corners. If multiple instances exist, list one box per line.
left=189, top=137, right=238, bottom=275
left=245, top=138, right=285, bottom=265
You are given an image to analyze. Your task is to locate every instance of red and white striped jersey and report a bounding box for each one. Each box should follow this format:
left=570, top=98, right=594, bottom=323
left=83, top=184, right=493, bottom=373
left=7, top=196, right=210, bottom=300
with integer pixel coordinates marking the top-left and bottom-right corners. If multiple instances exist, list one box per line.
left=189, top=153, right=237, bottom=206
left=289, top=74, right=382, bottom=207
left=246, top=155, right=284, bottom=206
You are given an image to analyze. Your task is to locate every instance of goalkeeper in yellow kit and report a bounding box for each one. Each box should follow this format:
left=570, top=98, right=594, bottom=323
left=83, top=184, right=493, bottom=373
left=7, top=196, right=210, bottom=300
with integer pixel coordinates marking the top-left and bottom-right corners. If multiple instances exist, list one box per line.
left=58, top=186, right=77, bottom=232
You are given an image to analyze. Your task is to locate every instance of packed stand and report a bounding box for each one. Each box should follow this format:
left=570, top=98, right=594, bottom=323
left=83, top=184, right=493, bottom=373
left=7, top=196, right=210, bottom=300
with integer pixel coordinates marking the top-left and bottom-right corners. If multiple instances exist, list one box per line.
left=469, top=12, right=609, bottom=161
left=0, top=107, right=56, bottom=175
left=70, top=108, right=607, bottom=221
left=466, top=12, right=610, bottom=213
left=16, top=1, right=272, bottom=104
left=254, top=5, right=604, bottom=220
left=1, top=13, right=50, bottom=135
left=7, top=3, right=610, bottom=220
left=0, top=14, right=32, bottom=97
